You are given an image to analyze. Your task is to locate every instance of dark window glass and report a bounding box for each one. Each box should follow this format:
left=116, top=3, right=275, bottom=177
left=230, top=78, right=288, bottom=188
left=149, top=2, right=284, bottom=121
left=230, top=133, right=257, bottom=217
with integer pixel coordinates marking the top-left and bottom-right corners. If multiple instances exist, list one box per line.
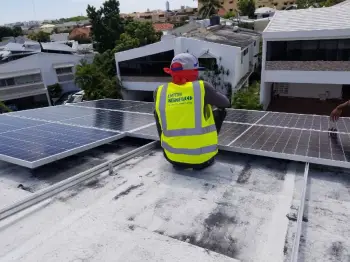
left=198, top=58, right=217, bottom=70
left=119, top=50, right=174, bottom=77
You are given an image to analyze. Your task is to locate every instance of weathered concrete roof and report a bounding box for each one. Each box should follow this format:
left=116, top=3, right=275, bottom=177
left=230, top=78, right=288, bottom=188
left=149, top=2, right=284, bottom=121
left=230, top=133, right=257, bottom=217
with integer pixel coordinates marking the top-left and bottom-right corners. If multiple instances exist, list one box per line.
left=0, top=137, right=349, bottom=261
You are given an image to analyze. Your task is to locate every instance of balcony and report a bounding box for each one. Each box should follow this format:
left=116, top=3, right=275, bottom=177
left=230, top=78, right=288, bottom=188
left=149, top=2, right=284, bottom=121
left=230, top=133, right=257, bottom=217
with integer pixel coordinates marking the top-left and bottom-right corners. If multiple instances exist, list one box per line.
left=265, top=61, right=350, bottom=71
left=0, top=82, right=47, bottom=101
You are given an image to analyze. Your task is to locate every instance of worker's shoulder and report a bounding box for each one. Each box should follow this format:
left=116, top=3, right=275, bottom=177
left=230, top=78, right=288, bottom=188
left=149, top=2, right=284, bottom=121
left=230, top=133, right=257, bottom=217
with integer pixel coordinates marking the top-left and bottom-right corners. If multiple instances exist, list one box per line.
left=200, top=80, right=215, bottom=91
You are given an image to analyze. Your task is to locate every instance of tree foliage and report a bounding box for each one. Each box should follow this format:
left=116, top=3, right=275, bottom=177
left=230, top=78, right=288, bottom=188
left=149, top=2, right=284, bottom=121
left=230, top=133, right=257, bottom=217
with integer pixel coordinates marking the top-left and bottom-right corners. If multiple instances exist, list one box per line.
left=198, top=0, right=223, bottom=18
left=28, top=31, right=50, bottom=42
left=47, top=83, right=63, bottom=98
left=76, top=0, right=163, bottom=101
left=238, top=0, right=256, bottom=17
left=223, top=11, right=236, bottom=19
left=87, top=0, right=124, bottom=53
left=75, top=60, right=121, bottom=100
left=0, top=26, right=22, bottom=41
left=232, top=81, right=263, bottom=110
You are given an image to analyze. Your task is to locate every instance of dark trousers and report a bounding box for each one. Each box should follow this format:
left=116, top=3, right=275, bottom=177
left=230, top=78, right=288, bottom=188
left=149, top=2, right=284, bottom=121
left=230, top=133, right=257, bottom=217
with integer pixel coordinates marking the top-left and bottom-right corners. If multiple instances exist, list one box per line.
left=165, top=108, right=227, bottom=170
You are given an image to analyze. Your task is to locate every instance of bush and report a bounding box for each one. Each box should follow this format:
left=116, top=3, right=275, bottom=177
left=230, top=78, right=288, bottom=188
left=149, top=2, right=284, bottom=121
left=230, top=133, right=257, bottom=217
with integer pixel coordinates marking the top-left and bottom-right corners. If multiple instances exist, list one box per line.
left=232, top=81, right=263, bottom=110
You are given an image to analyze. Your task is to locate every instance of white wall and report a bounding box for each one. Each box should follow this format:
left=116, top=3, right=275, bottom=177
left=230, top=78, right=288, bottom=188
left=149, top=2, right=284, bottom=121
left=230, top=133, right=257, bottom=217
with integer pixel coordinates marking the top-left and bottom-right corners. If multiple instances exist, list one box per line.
left=277, top=83, right=342, bottom=99
left=260, top=82, right=272, bottom=110
left=0, top=53, right=82, bottom=93
left=178, top=37, right=241, bottom=87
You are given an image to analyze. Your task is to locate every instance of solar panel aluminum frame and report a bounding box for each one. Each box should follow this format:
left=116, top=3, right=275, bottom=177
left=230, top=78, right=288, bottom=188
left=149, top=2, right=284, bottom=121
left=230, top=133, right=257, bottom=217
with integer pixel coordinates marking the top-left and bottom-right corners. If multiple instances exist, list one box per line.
left=126, top=123, right=159, bottom=141
left=0, top=132, right=126, bottom=169
left=219, top=144, right=350, bottom=170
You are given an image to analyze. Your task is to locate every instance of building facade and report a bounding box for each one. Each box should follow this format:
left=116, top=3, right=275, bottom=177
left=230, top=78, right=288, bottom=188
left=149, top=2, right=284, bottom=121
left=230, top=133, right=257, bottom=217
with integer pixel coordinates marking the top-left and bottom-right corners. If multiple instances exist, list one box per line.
left=115, top=26, right=260, bottom=102
left=260, top=2, right=350, bottom=114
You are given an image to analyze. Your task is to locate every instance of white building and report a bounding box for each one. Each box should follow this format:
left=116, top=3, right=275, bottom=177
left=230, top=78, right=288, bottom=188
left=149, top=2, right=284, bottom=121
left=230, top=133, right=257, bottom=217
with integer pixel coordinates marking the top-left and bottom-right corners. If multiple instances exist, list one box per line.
left=260, top=1, right=350, bottom=112
left=115, top=25, right=261, bottom=101
left=0, top=42, right=85, bottom=109
left=40, top=24, right=55, bottom=34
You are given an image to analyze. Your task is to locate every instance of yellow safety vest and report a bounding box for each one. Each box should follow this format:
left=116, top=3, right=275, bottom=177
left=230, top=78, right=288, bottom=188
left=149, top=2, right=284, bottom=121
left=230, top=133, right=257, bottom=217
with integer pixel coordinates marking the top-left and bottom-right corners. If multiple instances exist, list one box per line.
left=155, top=80, right=218, bottom=164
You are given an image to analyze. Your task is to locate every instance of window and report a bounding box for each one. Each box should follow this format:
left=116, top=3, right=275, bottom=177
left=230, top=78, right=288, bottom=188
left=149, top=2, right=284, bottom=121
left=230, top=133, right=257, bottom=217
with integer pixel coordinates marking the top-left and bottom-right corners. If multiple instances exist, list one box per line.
left=229, top=0, right=234, bottom=3
left=15, top=74, right=42, bottom=85
left=254, top=41, right=256, bottom=46
left=56, top=67, right=73, bottom=75
left=119, top=50, right=174, bottom=77
left=198, top=58, right=217, bottom=70
left=267, top=39, right=350, bottom=62
left=274, top=83, right=289, bottom=95
left=0, top=78, right=15, bottom=88
left=229, top=8, right=233, bottom=11
left=242, top=48, right=248, bottom=56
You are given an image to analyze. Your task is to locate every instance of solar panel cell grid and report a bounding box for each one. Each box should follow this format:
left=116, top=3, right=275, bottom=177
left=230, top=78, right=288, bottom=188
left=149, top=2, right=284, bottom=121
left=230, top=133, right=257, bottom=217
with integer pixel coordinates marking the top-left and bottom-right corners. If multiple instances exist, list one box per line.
left=218, top=122, right=250, bottom=146
left=124, top=103, right=155, bottom=114
left=61, top=110, right=155, bottom=132
left=225, top=110, right=266, bottom=124
left=71, top=99, right=145, bottom=110
left=130, top=124, right=159, bottom=140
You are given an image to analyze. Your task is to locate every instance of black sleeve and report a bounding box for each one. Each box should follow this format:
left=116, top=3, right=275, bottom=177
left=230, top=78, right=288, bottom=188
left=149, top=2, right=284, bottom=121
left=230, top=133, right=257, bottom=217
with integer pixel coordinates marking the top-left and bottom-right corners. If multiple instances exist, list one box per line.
left=203, top=81, right=231, bottom=108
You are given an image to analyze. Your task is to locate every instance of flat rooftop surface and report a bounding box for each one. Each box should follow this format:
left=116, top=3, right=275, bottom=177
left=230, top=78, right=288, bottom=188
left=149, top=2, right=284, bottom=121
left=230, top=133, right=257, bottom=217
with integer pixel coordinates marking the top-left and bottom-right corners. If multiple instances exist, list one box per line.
left=0, top=140, right=349, bottom=261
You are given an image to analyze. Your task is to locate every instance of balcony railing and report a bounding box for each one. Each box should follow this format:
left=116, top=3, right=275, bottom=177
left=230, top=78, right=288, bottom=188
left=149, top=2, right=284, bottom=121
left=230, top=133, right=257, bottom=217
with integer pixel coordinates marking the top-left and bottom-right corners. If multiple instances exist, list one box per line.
left=0, top=82, right=46, bottom=101
left=265, top=61, right=350, bottom=71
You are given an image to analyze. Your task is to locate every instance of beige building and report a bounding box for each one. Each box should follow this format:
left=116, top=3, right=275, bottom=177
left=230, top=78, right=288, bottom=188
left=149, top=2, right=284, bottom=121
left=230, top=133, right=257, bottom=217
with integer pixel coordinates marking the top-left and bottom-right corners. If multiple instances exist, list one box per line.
left=199, top=0, right=295, bottom=14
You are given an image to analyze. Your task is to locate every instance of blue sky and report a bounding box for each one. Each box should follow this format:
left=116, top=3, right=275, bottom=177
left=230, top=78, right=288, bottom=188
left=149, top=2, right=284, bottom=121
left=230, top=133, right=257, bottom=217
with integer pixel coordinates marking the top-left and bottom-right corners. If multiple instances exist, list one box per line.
left=0, top=0, right=196, bottom=24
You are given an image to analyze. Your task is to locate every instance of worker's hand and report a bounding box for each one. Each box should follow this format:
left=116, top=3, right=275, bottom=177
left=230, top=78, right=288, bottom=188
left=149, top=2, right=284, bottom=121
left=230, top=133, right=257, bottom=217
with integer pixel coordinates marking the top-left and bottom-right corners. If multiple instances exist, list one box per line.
left=330, top=107, right=342, bottom=122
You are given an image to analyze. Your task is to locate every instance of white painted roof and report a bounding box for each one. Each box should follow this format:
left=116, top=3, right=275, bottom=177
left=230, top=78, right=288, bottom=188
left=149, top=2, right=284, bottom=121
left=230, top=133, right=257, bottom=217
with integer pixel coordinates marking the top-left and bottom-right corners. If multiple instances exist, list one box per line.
left=40, top=24, right=55, bottom=28
left=0, top=142, right=349, bottom=262
left=255, top=7, right=275, bottom=14
left=264, top=4, right=350, bottom=35
left=41, top=42, right=75, bottom=52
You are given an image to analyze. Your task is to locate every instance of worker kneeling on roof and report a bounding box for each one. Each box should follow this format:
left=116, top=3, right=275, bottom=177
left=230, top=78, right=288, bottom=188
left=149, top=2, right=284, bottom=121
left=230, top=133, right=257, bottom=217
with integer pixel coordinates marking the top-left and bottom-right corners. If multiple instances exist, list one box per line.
left=154, top=53, right=231, bottom=170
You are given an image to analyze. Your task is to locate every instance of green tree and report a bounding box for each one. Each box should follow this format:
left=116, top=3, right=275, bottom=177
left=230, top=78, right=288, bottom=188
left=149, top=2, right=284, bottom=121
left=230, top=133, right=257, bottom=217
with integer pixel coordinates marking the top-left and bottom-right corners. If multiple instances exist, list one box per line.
left=28, top=31, right=50, bottom=42
left=232, top=81, right=263, bottom=110
left=238, top=0, right=256, bottom=17
left=114, top=33, right=140, bottom=53
left=198, top=0, right=223, bottom=18
left=123, top=21, right=162, bottom=46
left=223, top=10, right=236, bottom=18
left=75, top=61, right=122, bottom=100
left=47, top=83, right=62, bottom=99
left=12, top=26, right=23, bottom=37
left=87, top=0, right=124, bottom=53
left=0, top=26, right=16, bottom=41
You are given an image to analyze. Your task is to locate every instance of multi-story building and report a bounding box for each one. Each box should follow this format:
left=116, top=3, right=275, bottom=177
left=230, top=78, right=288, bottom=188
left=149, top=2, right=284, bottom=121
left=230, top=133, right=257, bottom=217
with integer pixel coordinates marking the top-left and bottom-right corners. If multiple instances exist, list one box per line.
left=260, top=1, right=350, bottom=115
left=115, top=23, right=260, bottom=102
left=0, top=42, right=86, bottom=110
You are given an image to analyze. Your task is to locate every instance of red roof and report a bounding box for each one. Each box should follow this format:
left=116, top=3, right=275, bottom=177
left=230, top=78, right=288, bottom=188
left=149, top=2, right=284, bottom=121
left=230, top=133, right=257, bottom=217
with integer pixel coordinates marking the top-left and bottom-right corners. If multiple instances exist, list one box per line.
left=153, top=23, right=174, bottom=32
left=218, top=8, right=226, bottom=16
left=69, top=27, right=91, bottom=39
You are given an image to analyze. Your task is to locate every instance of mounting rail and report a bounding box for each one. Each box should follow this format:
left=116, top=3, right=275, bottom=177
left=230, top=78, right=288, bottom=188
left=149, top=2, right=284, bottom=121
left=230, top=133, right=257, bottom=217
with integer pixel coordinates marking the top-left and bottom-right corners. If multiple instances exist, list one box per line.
left=0, top=141, right=159, bottom=221
left=291, top=162, right=310, bottom=262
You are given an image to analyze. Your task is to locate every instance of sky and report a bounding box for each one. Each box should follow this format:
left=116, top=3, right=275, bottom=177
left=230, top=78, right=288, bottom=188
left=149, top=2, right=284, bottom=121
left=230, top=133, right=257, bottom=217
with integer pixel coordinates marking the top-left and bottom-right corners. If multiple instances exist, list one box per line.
left=0, top=0, right=196, bottom=24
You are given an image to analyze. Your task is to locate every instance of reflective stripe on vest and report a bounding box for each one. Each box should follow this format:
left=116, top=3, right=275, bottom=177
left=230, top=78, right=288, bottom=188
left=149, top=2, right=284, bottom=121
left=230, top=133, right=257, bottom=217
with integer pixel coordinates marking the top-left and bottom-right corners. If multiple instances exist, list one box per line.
left=158, top=81, right=216, bottom=137
left=162, top=141, right=218, bottom=155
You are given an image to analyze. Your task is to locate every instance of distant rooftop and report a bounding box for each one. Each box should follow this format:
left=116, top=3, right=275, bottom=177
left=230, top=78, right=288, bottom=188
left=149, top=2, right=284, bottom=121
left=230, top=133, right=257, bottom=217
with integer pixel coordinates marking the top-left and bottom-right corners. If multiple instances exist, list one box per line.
left=264, top=3, right=350, bottom=34
left=185, top=25, right=261, bottom=48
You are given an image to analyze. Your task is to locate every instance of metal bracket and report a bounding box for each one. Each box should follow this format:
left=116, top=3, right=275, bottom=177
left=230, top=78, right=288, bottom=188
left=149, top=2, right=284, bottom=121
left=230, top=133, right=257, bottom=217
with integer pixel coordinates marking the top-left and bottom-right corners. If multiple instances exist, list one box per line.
left=0, top=141, right=159, bottom=221
left=291, top=162, right=310, bottom=262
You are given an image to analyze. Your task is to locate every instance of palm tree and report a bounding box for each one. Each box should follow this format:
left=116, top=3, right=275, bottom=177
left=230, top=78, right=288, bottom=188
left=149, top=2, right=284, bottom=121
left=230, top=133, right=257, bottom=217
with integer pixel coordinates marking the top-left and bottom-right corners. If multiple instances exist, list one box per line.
left=198, top=0, right=223, bottom=18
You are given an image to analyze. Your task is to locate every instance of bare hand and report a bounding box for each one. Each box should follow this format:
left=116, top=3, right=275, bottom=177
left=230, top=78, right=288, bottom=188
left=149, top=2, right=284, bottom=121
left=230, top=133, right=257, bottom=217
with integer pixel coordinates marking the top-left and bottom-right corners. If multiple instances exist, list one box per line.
left=330, top=108, right=342, bottom=122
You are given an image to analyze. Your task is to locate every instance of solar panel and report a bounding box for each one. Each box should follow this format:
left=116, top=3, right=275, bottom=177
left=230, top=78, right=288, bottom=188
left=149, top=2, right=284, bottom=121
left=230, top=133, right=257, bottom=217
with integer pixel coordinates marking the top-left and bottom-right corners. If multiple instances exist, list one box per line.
left=0, top=121, right=123, bottom=168
left=69, top=99, right=145, bottom=110
left=0, top=115, right=45, bottom=133
left=123, top=103, right=155, bottom=114
left=218, top=122, right=250, bottom=146
left=225, top=109, right=267, bottom=124
left=10, top=105, right=98, bottom=122
left=221, top=125, right=350, bottom=169
left=61, top=110, right=155, bottom=132
left=129, top=124, right=159, bottom=140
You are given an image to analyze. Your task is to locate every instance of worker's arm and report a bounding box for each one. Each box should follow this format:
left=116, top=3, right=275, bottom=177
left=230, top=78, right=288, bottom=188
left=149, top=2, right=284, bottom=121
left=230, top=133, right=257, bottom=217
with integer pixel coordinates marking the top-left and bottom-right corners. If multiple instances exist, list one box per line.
left=203, top=81, right=231, bottom=108
left=153, top=87, right=162, bottom=138
left=330, top=100, right=350, bottom=121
